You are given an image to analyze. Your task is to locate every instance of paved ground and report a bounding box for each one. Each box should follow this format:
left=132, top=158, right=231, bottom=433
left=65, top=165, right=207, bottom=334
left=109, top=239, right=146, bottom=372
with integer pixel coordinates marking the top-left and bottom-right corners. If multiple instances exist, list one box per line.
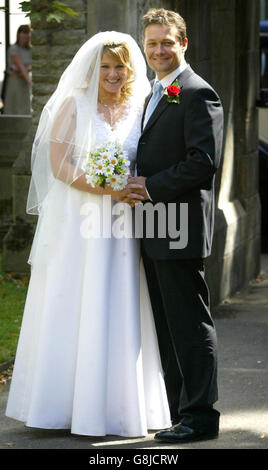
left=0, top=256, right=267, bottom=455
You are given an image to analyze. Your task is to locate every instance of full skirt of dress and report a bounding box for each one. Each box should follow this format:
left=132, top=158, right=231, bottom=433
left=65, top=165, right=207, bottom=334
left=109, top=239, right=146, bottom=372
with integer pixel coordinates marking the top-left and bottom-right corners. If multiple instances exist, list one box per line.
left=5, top=180, right=171, bottom=437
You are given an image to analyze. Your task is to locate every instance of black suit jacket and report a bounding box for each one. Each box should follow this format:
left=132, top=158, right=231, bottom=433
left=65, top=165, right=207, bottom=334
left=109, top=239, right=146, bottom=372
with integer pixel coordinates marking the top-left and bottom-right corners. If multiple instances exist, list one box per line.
left=136, top=65, right=224, bottom=260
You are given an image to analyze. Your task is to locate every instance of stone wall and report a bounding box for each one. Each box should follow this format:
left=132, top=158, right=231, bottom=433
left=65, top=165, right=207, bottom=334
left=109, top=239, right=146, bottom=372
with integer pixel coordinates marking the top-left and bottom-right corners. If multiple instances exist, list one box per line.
left=1, top=0, right=261, bottom=307
left=31, top=0, right=87, bottom=126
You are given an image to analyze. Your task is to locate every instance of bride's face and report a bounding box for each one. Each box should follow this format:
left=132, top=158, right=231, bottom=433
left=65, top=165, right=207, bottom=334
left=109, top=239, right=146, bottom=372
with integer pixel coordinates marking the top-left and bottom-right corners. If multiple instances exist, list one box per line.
left=99, top=53, right=128, bottom=98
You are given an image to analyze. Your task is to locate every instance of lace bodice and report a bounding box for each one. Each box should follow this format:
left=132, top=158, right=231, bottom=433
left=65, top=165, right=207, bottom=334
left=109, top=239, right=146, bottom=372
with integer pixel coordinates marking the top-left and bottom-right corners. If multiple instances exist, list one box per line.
left=75, top=95, right=143, bottom=172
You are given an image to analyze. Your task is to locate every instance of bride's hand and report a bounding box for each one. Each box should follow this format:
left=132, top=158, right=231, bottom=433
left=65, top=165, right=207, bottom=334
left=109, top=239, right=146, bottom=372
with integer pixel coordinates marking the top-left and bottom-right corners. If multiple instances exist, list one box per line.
left=106, top=186, right=144, bottom=206
left=105, top=187, right=129, bottom=202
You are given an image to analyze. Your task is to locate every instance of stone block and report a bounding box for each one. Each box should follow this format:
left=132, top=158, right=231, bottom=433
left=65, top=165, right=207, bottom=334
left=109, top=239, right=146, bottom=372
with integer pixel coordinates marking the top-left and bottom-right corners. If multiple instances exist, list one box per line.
left=197, top=59, right=212, bottom=84
left=33, top=83, right=57, bottom=97
left=2, top=221, right=34, bottom=274
left=259, top=108, right=268, bottom=142
left=0, top=202, right=12, bottom=243
left=11, top=127, right=36, bottom=175
left=214, top=199, right=247, bottom=257
left=212, top=0, right=235, bottom=11
left=32, top=28, right=85, bottom=49
left=244, top=193, right=261, bottom=237
left=0, top=168, right=13, bottom=200
left=172, top=0, right=187, bottom=18
left=235, top=108, right=259, bottom=156
left=33, top=44, right=79, bottom=60
left=0, top=140, right=26, bottom=159
left=207, top=233, right=260, bottom=307
left=33, top=70, right=62, bottom=84
left=235, top=51, right=259, bottom=113
left=49, top=29, right=85, bottom=46
left=0, top=116, right=32, bottom=134
left=12, top=174, right=35, bottom=224
left=198, top=0, right=211, bottom=63
left=87, top=0, right=129, bottom=36
left=32, top=95, right=53, bottom=115
left=31, top=30, right=49, bottom=46
left=236, top=150, right=259, bottom=202
left=235, top=0, right=259, bottom=53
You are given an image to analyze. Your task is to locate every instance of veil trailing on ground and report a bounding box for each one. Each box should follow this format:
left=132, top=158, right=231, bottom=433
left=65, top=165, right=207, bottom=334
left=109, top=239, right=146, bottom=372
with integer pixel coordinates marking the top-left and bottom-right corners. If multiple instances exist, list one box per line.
left=26, top=31, right=151, bottom=215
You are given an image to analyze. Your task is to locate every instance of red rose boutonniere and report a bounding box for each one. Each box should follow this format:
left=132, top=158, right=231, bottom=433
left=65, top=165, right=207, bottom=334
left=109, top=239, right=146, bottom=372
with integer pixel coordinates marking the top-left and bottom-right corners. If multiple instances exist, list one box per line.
left=164, top=80, right=182, bottom=104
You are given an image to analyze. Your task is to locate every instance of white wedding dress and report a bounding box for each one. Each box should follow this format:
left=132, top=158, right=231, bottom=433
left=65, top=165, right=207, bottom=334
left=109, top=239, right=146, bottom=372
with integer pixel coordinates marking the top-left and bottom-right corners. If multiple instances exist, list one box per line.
left=6, top=96, right=171, bottom=437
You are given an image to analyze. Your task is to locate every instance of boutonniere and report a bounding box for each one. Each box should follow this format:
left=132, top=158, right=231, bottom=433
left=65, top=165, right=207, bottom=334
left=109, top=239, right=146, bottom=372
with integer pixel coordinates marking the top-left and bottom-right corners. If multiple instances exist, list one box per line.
left=164, top=80, right=182, bottom=104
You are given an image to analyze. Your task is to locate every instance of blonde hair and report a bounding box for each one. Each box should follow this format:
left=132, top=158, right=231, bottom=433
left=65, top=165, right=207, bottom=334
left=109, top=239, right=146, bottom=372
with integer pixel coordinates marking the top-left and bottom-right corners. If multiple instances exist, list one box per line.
left=102, top=42, right=134, bottom=102
left=142, top=8, right=187, bottom=44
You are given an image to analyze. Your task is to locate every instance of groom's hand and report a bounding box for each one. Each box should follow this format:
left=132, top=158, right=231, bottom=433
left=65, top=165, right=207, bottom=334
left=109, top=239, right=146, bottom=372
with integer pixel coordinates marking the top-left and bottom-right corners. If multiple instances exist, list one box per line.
left=125, top=176, right=150, bottom=205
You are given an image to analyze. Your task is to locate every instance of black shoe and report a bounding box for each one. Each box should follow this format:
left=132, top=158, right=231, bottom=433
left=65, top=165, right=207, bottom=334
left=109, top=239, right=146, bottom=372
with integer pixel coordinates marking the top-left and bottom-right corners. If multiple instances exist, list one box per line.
left=154, top=422, right=219, bottom=443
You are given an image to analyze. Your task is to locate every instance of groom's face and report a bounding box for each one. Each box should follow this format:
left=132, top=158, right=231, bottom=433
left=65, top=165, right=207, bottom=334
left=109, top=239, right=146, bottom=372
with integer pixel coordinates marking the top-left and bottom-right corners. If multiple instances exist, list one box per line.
left=143, top=24, right=187, bottom=79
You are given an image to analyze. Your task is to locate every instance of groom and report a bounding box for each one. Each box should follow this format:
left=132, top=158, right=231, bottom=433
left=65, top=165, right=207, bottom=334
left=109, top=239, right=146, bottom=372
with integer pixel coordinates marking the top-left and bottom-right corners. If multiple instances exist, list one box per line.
left=126, top=8, right=224, bottom=443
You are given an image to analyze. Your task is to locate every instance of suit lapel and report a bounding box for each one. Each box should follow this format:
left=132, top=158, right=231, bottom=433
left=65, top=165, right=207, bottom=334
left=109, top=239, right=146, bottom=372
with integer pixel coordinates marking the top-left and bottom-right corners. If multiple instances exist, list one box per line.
left=141, top=65, right=194, bottom=135
left=142, top=94, right=169, bottom=134
left=141, top=92, right=152, bottom=132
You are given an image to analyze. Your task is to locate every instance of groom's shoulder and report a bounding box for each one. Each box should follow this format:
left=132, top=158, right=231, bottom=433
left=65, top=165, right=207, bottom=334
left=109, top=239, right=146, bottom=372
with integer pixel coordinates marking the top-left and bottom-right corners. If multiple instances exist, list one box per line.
left=185, top=67, right=219, bottom=95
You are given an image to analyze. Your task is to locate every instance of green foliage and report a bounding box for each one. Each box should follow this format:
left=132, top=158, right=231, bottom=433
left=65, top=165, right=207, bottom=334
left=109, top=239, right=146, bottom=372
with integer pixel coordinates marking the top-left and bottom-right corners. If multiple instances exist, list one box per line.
left=0, top=254, right=29, bottom=364
left=19, top=1, right=78, bottom=24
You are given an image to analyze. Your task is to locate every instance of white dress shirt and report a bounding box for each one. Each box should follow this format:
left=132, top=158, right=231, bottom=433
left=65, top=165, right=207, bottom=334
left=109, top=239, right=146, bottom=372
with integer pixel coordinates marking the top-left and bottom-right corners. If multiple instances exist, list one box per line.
left=157, top=56, right=188, bottom=93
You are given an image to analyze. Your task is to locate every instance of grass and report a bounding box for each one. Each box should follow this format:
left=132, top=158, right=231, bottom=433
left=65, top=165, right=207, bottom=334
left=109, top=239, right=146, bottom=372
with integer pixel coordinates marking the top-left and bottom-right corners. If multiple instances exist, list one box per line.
left=0, top=252, right=29, bottom=365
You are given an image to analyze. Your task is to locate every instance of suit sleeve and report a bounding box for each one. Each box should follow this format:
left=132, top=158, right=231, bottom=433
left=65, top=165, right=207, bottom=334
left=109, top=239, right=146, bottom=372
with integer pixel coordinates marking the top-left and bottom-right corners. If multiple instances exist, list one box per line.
left=145, top=87, right=224, bottom=203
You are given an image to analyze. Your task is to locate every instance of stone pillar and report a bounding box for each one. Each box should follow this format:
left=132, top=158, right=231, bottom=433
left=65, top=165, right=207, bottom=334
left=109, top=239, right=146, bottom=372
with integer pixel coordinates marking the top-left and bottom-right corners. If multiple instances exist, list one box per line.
left=172, top=0, right=260, bottom=304
left=0, top=116, right=31, bottom=244
left=211, top=0, right=260, bottom=303
left=233, top=0, right=261, bottom=286
left=2, top=125, right=36, bottom=273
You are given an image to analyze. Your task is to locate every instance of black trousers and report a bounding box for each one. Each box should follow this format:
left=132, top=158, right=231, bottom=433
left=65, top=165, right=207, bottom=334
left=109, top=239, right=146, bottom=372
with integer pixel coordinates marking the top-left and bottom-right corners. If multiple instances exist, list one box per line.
left=142, top=245, right=219, bottom=427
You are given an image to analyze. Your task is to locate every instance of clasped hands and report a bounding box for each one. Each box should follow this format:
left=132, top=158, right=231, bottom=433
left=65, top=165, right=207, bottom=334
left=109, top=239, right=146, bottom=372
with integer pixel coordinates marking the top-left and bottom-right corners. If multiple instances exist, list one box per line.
left=111, top=176, right=149, bottom=207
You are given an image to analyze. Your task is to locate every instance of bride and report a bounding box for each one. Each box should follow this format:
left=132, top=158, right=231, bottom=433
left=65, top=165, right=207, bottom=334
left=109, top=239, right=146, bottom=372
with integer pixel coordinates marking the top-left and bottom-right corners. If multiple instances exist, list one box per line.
left=5, top=31, right=171, bottom=437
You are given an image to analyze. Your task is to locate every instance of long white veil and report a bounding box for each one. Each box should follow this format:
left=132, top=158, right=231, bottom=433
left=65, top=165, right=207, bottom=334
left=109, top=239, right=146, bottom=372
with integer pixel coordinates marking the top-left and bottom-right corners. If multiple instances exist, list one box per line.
left=26, top=31, right=151, bottom=215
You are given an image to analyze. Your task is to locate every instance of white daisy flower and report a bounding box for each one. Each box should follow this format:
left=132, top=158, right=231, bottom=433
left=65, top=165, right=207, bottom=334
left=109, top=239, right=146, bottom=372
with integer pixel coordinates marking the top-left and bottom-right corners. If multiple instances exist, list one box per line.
left=95, top=162, right=106, bottom=174
left=109, top=156, right=118, bottom=166
left=107, top=174, right=125, bottom=190
left=85, top=174, right=99, bottom=187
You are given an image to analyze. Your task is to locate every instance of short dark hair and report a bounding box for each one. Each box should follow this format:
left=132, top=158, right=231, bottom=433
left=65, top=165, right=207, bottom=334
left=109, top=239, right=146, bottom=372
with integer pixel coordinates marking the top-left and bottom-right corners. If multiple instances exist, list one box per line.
left=142, top=8, right=187, bottom=44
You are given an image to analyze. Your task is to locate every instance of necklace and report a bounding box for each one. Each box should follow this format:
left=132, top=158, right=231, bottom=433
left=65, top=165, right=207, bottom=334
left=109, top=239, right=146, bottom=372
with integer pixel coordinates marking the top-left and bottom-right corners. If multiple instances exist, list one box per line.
left=98, top=100, right=127, bottom=128
left=98, top=97, right=122, bottom=107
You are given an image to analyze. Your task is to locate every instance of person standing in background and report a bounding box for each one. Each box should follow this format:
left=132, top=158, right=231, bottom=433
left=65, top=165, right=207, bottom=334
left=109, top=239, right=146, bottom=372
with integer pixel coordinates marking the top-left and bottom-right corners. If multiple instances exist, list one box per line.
left=3, top=24, right=32, bottom=115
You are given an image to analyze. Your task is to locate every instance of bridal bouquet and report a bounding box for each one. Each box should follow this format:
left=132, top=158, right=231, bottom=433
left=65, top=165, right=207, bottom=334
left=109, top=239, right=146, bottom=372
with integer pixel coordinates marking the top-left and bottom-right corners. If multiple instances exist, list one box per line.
left=84, top=141, right=130, bottom=191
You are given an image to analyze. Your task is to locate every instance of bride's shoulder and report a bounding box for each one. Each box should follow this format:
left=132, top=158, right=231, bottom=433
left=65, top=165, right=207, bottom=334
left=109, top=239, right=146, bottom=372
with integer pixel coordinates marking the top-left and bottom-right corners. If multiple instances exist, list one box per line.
left=125, top=97, right=144, bottom=117
left=53, top=95, right=77, bottom=121
left=70, top=91, right=91, bottom=118
left=73, top=90, right=86, bottom=107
